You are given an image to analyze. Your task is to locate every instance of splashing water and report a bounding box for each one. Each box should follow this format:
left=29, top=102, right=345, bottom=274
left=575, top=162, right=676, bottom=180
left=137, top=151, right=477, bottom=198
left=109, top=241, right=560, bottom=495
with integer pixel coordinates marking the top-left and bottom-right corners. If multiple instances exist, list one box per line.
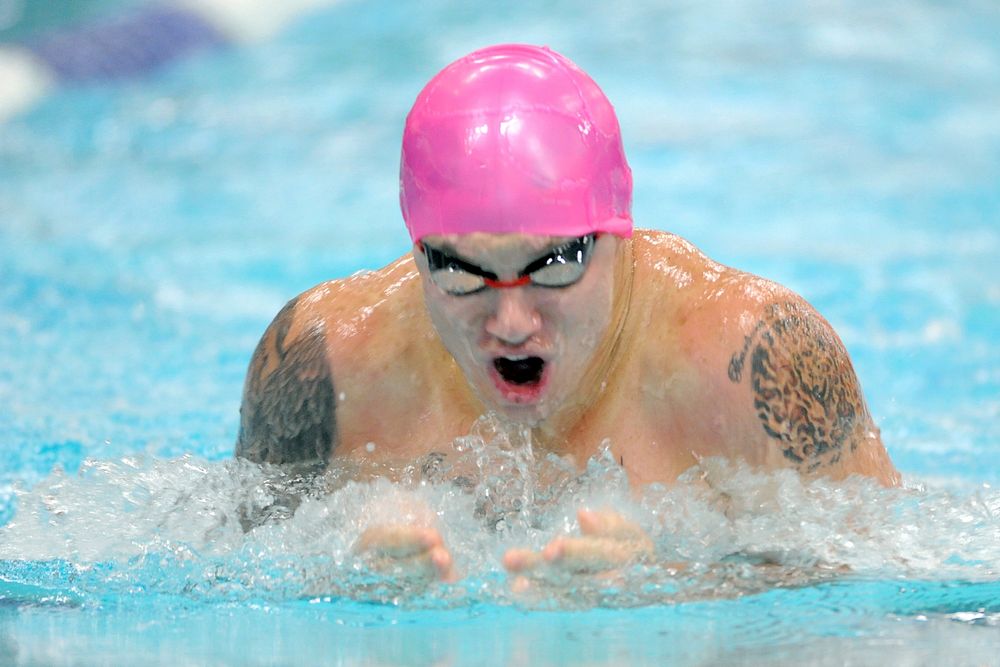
left=1, top=417, right=999, bottom=610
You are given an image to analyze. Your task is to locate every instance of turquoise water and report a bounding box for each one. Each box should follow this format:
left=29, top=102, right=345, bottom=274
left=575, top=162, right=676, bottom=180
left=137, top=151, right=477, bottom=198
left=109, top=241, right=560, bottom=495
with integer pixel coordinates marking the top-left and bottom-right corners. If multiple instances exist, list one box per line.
left=0, top=0, right=139, bottom=41
left=2, top=0, right=999, bottom=664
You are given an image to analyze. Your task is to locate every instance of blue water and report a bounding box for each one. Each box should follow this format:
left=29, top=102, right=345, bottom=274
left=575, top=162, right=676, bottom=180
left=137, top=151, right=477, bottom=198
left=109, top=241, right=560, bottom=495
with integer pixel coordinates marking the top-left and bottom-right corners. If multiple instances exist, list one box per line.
left=2, top=0, right=999, bottom=664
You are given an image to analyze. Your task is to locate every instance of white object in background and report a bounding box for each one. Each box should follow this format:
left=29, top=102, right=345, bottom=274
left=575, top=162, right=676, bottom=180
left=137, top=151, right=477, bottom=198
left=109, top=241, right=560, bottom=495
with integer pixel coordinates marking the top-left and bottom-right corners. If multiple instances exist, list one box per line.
left=0, top=47, right=54, bottom=122
left=173, top=0, right=342, bottom=43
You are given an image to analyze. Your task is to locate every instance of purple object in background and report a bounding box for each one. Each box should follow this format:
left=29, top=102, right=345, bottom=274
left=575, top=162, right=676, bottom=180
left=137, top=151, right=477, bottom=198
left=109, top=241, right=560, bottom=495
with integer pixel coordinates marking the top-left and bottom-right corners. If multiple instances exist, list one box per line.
left=25, top=4, right=227, bottom=83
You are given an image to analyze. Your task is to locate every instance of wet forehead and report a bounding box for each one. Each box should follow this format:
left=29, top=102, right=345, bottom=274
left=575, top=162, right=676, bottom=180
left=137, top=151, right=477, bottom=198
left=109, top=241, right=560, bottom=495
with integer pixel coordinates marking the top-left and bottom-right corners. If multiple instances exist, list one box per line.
left=421, top=233, right=577, bottom=270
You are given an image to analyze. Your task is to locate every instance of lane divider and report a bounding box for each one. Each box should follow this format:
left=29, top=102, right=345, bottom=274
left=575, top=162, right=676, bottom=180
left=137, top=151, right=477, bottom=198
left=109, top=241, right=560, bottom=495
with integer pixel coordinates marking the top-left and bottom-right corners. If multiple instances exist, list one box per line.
left=0, top=0, right=338, bottom=123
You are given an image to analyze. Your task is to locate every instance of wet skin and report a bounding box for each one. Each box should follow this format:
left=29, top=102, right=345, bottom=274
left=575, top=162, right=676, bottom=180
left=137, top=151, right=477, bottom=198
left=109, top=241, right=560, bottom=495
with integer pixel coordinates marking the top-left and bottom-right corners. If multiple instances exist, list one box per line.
left=237, top=229, right=897, bottom=484
left=413, top=232, right=625, bottom=432
left=236, top=229, right=899, bottom=576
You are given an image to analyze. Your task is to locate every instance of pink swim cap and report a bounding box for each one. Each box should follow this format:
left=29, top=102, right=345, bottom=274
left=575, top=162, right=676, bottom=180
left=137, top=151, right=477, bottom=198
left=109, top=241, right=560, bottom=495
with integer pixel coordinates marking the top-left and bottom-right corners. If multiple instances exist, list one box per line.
left=400, top=44, right=633, bottom=242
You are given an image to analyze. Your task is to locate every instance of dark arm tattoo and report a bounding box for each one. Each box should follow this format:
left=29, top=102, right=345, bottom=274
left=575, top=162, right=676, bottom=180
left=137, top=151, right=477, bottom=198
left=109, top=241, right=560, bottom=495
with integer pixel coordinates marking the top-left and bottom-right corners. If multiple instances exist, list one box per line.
left=235, top=297, right=337, bottom=469
left=728, top=302, right=867, bottom=473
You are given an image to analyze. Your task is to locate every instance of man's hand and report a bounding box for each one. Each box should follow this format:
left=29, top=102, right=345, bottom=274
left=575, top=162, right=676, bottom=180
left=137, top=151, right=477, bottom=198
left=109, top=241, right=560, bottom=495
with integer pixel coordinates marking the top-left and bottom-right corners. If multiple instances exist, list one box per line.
left=503, top=509, right=654, bottom=590
left=353, top=525, right=455, bottom=583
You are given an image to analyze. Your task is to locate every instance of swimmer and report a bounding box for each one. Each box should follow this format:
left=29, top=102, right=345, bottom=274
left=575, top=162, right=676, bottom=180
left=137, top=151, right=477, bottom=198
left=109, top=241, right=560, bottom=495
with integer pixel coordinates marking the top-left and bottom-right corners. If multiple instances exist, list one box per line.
left=235, top=44, right=899, bottom=582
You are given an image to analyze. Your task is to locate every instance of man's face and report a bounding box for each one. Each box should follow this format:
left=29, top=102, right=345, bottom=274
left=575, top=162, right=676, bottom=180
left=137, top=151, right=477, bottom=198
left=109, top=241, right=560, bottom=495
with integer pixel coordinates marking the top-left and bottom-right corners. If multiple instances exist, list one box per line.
left=414, top=232, right=620, bottom=426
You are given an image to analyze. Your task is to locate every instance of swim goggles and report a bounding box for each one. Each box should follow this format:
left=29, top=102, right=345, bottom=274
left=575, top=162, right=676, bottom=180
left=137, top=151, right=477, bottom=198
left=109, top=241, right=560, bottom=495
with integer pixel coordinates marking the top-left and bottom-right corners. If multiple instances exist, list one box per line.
left=419, top=233, right=599, bottom=296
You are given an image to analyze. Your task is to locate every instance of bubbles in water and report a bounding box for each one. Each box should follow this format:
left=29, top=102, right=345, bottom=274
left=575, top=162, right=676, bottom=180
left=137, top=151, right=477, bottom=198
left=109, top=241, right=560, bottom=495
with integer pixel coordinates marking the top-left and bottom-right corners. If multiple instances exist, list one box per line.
left=1, top=422, right=999, bottom=609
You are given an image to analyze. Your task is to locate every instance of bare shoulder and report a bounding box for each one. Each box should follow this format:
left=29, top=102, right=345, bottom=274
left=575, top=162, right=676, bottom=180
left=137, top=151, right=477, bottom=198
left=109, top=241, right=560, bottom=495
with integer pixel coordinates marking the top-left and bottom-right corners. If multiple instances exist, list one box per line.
left=235, top=254, right=422, bottom=467
left=714, top=275, right=897, bottom=484
left=632, top=230, right=898, bottom=485
left=631, top=229, right=729, bottom=291
left=235, top=287, right=337, bottom=468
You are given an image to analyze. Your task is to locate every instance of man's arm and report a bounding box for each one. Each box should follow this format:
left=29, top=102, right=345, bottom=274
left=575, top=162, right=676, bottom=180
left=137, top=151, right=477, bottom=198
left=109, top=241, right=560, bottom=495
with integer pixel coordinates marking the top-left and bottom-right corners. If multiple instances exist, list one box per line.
left=726, top=300, right=895, bottom=482
left=236, top=296, right=337, bottom=469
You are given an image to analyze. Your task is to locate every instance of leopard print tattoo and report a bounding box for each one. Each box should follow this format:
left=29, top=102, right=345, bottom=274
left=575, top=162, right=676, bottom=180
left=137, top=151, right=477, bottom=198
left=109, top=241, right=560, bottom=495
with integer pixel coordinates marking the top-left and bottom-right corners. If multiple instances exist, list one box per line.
left=235, top=297, right=336, bottom=469
left=728, top=302, right=865, bottom=472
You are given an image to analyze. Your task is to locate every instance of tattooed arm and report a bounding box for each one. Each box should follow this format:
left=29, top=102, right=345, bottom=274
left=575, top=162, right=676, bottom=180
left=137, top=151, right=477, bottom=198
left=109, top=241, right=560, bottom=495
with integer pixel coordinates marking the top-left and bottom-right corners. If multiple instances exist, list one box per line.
left=235, top=296, right=337, bottom=470
left=726, top=300, right=898, bottom=484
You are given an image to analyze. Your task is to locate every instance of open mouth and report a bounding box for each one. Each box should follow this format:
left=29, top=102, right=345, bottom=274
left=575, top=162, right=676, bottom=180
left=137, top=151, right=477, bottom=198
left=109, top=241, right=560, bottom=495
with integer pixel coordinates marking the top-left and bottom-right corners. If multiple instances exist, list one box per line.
left=489, top=356, right=550, bottom=405
left=493, top=356, right=546, bottom=386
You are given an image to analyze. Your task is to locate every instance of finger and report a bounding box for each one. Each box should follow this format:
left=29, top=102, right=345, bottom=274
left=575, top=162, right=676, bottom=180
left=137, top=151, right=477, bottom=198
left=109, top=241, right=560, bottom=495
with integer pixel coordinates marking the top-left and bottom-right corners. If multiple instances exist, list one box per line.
left=354, top=525, right=411, bottom=556
left=502, top=548, right=544, bottom=573
left=543, top=536, right=643, bottom=574
left=429, top=545, right=456, bottom=582
left=510, top=575, right=533, bottom=594
left=394, top=543, right=454, bottom=582
left=354, top=525, right=440, bottom=558
left=543, top=536, right=626, bottom=572
left=578, top=509, right=648, bottom=541
left=361, top=539, right=456, bottom=583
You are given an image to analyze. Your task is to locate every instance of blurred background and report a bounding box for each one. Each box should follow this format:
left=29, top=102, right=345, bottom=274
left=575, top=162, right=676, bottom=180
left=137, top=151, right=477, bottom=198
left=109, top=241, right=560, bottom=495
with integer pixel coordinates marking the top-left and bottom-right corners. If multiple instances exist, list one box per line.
left=1, top=0, right=132, bottom=39
left=0, top=2, right=999, bottom=663
left=1, top=0, right=998, bottom=504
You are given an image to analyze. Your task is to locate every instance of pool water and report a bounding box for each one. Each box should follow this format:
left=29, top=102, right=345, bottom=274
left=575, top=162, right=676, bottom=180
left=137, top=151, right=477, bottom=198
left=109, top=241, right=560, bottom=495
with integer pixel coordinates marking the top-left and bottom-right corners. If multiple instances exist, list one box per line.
left=1, top=0, right=999, bottom=664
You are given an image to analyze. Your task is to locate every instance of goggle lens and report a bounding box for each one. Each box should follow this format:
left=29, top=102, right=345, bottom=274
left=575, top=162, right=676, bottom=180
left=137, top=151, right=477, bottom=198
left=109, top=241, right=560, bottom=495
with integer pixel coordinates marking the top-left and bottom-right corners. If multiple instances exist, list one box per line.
left=432, top=265, right=492, bottom=295
left=422, top=234, right=597, bottom=296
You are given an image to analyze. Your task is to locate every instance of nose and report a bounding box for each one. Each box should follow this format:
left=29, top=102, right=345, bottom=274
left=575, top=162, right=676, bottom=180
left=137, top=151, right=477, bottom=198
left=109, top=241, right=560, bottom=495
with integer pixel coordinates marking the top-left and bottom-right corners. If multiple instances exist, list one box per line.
left=484, top=288, right=542, bottom=346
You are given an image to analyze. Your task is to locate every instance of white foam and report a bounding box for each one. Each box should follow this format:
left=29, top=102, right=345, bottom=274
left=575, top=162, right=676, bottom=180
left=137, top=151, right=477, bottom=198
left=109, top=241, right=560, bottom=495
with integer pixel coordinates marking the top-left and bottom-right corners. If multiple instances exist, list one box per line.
left=0, top=48, right=54, bottom=123
left=2, top=420, right=999, bottom=606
